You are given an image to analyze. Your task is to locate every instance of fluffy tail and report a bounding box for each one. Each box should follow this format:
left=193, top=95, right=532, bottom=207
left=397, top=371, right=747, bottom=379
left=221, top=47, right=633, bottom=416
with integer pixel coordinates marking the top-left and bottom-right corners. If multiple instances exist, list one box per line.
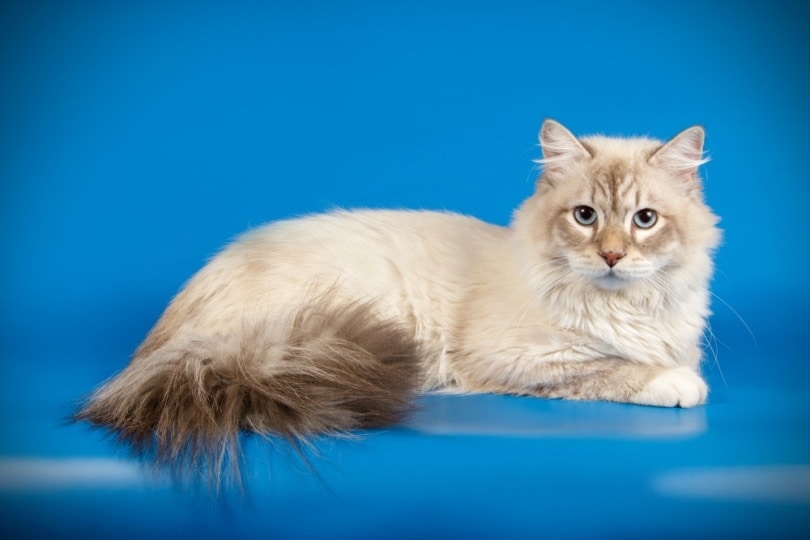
left=74, top=302, right=421, bottom=489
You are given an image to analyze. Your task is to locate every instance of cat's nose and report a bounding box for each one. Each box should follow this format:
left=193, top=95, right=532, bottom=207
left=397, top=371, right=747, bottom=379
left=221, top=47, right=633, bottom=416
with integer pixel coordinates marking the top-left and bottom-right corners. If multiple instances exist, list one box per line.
left=599, top=251, right=624, bottom=268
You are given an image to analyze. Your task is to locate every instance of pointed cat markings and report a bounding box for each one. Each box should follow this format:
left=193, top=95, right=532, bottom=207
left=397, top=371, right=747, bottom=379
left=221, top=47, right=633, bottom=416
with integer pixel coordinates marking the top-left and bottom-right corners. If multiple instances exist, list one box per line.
left=76, top=120, right=720, bottom=488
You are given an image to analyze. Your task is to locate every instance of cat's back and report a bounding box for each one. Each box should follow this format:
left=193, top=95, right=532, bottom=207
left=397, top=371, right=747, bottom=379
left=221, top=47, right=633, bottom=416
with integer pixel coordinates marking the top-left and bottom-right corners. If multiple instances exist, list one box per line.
left=199, top=209, right=507, bottom=313
left=235, top=208, right=504, bottom=261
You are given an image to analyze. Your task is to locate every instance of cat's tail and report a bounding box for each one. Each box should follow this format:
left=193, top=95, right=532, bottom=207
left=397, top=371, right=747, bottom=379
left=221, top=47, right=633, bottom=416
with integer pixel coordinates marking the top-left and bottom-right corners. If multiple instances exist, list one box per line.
left=73, top=301, right=421, bottom=490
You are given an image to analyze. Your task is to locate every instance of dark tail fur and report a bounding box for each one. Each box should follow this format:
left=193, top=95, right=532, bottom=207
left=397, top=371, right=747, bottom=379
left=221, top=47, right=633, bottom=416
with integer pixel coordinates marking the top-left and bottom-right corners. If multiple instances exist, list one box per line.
left=74, top=302, right=421, bottom=489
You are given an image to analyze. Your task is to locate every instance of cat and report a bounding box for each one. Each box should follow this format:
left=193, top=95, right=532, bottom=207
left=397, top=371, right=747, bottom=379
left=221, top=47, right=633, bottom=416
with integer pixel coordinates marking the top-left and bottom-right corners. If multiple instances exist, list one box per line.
left=76, top=120, right=720, bottom=485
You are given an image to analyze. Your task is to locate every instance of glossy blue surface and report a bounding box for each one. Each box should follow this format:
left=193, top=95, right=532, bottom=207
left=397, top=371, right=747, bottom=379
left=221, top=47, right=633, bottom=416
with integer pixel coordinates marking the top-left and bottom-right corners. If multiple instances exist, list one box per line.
left=1, top=1, right=809, bottom=538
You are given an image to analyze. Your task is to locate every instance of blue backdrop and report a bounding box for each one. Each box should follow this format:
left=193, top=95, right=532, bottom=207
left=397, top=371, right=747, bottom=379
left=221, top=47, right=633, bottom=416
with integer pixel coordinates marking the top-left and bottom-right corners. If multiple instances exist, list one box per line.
left=1, top=1, right=808, bottom=538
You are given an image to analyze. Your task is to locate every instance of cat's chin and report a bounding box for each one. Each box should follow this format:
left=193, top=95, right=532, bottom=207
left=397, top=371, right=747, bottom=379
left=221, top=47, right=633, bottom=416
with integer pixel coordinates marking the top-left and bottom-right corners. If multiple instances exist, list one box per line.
left=593, top=275, right=630, bottom=290
left=591, top=271, right=640, bottom=291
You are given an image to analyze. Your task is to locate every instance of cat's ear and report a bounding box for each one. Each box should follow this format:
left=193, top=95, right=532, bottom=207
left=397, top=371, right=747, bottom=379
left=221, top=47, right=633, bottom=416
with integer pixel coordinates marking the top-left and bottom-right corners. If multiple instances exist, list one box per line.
left=538, top=120, right=592, bottom=176
left=650, top=126, right=708, bottom=182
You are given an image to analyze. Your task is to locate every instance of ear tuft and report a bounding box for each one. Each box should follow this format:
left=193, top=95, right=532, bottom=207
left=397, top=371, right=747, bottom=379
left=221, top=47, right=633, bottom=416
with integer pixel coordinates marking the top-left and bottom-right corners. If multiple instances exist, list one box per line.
left=536, top=119, right=591, bottom=174
left=650, top=126, right=708, bottom=179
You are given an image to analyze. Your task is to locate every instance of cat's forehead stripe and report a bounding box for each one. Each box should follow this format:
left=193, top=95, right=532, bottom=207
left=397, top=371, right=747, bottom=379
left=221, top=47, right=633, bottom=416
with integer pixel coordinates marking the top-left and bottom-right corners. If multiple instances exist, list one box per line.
left=591, top=160, right=636, bottom=213
left=618, top=174, right=636, bottom=202
left=594, top=177, right=609, bottom=201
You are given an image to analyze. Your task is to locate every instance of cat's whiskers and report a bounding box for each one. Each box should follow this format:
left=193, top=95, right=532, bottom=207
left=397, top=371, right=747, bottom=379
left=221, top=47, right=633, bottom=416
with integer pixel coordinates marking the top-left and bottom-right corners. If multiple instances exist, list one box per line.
left=532, top=270, right=572, bottom=307
left=702, top=321, right=728, bottom=387
left=709, top=292, right=758, bottom=349
left=645, top=273, right=676, bottom=305
left=647, top=269, right=690, bottom=307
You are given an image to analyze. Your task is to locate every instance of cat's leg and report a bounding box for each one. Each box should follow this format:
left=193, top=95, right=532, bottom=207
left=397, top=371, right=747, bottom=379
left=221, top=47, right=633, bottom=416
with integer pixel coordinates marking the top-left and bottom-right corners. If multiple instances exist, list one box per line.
left=471, top=359, right=707, bottom=408
left=627, top=365, right=708, bottom=407
left=531, top=360, right=708, bottom=408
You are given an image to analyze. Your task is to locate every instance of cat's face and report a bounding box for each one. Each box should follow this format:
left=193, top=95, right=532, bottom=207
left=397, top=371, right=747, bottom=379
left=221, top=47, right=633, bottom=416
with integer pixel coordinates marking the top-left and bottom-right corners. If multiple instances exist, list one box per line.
left=525, top=121, right=720, bottom=291
left=550, top=155, right=695, bottom=290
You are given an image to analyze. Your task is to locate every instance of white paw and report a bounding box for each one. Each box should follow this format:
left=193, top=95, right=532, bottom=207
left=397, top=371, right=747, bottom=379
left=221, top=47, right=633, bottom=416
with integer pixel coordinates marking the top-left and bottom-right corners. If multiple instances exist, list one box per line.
left=631, top=366, right=708, bottom=408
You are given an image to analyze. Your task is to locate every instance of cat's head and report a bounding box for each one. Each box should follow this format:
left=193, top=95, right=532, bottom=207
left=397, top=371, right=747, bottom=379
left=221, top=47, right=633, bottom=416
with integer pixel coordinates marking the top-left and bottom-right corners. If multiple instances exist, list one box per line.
left=518, top=120, right=720, bottom=291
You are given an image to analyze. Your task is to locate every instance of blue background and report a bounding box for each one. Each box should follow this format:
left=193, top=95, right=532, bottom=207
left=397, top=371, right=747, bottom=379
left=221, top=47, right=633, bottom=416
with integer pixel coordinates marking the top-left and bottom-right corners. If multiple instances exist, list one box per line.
left=1, top=1, right=809, bottom=538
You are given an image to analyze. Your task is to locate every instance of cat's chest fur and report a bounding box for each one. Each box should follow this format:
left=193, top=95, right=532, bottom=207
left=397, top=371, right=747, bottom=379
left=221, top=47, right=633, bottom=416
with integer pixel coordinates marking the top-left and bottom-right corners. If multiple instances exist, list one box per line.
left=539, top=284, right=707, bottom=368
left=439, top=235, right=708, bottom=392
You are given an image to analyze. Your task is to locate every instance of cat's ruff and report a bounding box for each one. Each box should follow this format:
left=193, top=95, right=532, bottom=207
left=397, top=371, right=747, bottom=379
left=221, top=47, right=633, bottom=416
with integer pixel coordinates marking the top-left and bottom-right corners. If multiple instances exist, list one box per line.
left=76, top=120, right=720, bottom=486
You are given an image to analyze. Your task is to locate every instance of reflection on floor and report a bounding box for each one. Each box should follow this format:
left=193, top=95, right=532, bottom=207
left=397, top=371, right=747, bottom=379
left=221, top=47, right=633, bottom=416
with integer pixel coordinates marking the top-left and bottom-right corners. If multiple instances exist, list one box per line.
left=1, top=369, right=809, bottom=539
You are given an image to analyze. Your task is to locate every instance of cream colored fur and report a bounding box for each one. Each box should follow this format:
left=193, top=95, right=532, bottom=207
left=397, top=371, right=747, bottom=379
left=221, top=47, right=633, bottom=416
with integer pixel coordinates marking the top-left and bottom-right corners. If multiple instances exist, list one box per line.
left=153, top=120, right=718, bottom=406
left=78, top=120, right=720, bottom=483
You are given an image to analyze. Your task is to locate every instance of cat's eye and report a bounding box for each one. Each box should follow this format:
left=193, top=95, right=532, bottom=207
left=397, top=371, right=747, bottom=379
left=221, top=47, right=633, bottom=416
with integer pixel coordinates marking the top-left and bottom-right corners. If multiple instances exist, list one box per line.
left=573, top=206, right=597, bottom=226
left=633, top=209, right=658, bottom=229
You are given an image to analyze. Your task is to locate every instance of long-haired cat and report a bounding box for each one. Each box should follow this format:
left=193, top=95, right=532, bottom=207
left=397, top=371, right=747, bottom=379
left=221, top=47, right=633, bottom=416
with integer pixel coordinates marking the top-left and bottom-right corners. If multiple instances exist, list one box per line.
left=76, top=120, right=720, bottom=485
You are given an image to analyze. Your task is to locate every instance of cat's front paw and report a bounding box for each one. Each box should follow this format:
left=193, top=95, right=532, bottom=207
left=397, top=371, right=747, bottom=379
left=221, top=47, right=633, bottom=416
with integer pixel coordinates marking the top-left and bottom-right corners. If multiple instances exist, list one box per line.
left=631, top=366, right=708, bottom=408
